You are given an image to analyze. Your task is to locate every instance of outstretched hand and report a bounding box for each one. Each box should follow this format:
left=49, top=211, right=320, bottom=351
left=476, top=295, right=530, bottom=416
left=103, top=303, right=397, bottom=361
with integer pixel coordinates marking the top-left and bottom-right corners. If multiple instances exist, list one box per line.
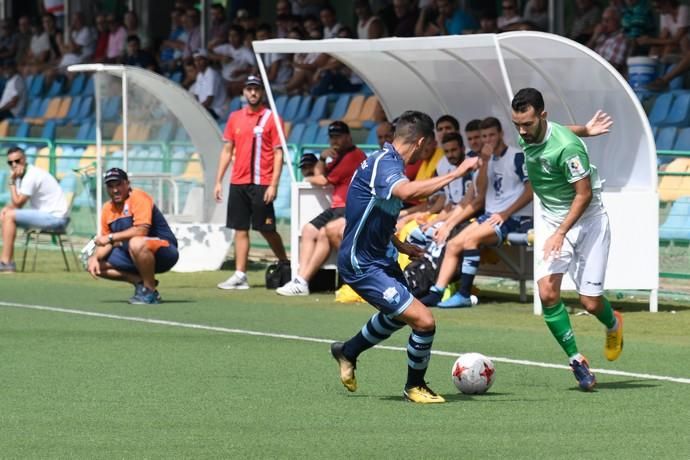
left=585, top=110, right=613, bottom=137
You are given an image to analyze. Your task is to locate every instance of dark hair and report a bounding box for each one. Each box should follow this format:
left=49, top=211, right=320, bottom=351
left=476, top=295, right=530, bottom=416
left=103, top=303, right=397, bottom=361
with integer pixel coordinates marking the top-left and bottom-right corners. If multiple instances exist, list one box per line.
left=465, top=119, right=482, bottom=132
left=211, top=3, right=225, bottom=12
left=7, top=146, right=25, bottom=156
left=257, top=23, right=272, bottom=34
left=479, top=116, right=502, bottom=131
left=512, top=87, right=545, bottom=114
left=441, top=131, right=464, bottom=146
left=436, top=114, right=460, bottom=131
left=394, top=110, right=435, bottom=144
left=229, top=24, right=245, bottom=39
left=288, top=26, right=305, bottom=39
left=320, top=5, right=336, bottom=14
left=126, top=34, right=140, bottom=45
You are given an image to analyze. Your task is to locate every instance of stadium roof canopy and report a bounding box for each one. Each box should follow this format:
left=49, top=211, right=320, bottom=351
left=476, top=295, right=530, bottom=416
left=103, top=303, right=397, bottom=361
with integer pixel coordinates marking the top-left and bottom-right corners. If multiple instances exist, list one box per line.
left=254, top=32, right=659, bottom=310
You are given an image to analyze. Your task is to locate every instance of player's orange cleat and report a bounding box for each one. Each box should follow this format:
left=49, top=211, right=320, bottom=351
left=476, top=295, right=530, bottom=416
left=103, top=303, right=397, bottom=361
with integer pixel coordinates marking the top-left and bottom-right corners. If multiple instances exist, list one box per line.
left=605, top=311, right=624, bottom=361
left=403, top=383, right=446, bottom=404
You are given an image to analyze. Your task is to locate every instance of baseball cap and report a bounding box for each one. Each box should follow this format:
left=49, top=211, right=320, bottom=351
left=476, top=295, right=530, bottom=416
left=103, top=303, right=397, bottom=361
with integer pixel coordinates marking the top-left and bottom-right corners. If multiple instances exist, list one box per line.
left=299, top=153, right=318, bottom=168
left=328, top=120, right=350, bottom=136
left=193, top=48, right=208, bottom=59
left=104, top=167, right=128, bottom=184
left=244, top=75, right=263, bottom=88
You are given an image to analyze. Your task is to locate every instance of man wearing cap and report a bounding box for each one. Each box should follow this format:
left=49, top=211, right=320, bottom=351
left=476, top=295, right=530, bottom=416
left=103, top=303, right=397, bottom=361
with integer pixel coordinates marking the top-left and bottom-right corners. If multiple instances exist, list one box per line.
left=299, top=153, right=318, bottom=178
left=0, top=58, right=26, bottom=121
left=191, top=48, right=228, bottom=120
left=1, top=146, right=67, bottom=273
left=277, top=121, right=366, bottom=296
left=87, top=168, right=179, bottom=304
left=215, top=75, right=289, bottom=290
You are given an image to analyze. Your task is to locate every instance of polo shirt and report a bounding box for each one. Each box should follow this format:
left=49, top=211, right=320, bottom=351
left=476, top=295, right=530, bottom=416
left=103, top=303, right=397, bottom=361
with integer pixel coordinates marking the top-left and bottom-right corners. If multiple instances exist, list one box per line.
left=223, top=106, right=283, bottom=186
left=326, top=146, right=366, bottom=208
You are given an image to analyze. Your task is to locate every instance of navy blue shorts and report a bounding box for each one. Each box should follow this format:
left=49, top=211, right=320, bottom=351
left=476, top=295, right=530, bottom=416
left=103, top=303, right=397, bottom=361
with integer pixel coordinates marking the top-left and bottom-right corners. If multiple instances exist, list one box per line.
left=106, top=244, right=179, bottom=274
left=477, top=213, right=533, bottom=246
left=341, top=264, right=414, bottom=317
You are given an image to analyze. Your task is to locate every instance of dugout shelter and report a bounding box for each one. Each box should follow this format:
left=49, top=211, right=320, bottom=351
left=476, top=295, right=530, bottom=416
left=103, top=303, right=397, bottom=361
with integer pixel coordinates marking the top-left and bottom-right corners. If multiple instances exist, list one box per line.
left=253, top=32, right=660, bottom=312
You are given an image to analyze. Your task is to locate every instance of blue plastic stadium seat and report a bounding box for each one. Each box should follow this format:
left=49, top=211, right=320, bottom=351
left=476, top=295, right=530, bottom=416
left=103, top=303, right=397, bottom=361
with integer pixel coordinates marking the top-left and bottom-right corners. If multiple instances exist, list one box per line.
left=282, top=95, right=302, bottom=121
left=102, top=96, right=122, bottom=121
left=45, top=78, right=64, bottom=97
left=656, top=126, right=678, bottom=151
left=15, top=122, right=30, bottom=138
left=155, top=122, right=175, bottom=142
left=75, top=121, right=92, bottom=141
left=40, top=121, right=57, bottom=140
left=68, top=73, right=86, bottom=97
left=169, top=71, right=183, bottom=84
left=366, top=127, right=378, bottom=145
left=72, top=96, right=93, bottom=123
left=82, top=76, right=94, bottom=96
left=315, top=125, right=329, bottom=144
left=328, top=93, right=351, bottom=120
left=229, top=96, right=242, bottom=113
left=648, top=92, right=675, bottom=126
left=287, top=123, right=306, bottom=145
left=293, top=96, right=313, bottom=123
left=306, top=95, right=328, bottom=123
left=301, top=123, right=319, bottom=145
left=658, top=92, right=690, bottom=127
left=673, top=127, right=690, bottom=151
left=274, top=94, right=288, bottom=115
left=59, top=174, right=78, bottom=194
left=29, top=74, right=44, bottom=98
left=23, top=98, right=43, bottom=119
left=57, top=95, right=83, bottom=125
left=660, top=196, right=690, bottom=241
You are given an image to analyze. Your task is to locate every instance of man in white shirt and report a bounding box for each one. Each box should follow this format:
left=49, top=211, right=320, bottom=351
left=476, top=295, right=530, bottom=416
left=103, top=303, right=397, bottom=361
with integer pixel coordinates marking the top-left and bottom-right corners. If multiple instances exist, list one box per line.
left=209, top=25, right=256, bottom=94
left=191, top=48, right=228, bottom=120
left=58, top=12, right=96, bottom=67
left=0, top=59, right=26, bottom=120
left=1, top=147, right=68, bottom=273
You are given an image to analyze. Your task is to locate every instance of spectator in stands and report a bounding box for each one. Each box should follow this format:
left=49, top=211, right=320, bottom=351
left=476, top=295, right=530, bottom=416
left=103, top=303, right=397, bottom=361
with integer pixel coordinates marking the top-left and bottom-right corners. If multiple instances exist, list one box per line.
left=277, top=121, right=367, bottom=296
left=291, top=0, right=328, bottom=17
left=275, top=13, right=292, bottom=40
left=15, top=16, right=32, bottom=66
left=27, top=18, right=50, bottom=70
left=39, top=13, right=61, bottom=68
left=302, top=14, right=321, bottom=35
left=646, top=48, right=690, bottom=90
left=392, top=0, right=419, bottom=37
left=58, top=12, right=96, bottom=67
left=105, top=14, right=127, bottom=62
left=299, top=152, right=318, bottom=178
left=276, top=0, right=292, bottom=18
left=190, top=49, right=227, bottom=120
left=210, top=24, right=256, bottom=96
left=283, top=27, right=329, bottom=95
left=420, top=117, right=533, bottom=308
left=620, top=0, right=656, bottom=46
left=320, top=5, right=343, bottom=38
left=637, top=0, right=689, bottom=60
left=181, top=58, right=197, bottom=90
left=355, top=0, right=385, bottom=39
left=92, top=14, right=109, bottom=62
left=0, top=60, right=25, bottom=121
left=254, top=23, right=293, bottom=93
left=182, top=8, right=202, bottom=59
left=123, top=35, right=157, bottom=72
left=87, top=168, right=179, bottom=304
left=523, top=0, right=549, bottom=31
left=215, top=75, right=290, bottom=290
left=415, top=3, right=441, bottom=36
left=435, top=0, right=478, bottom=35
left=0, top=20, right=17, bottom=62
left=208, top=3, right=230, bottom=48
left=498, top=0, right=523, bottom=30
left=376, top=120, right=395, bottom=147
left=478, top=10, right=500, bottom=33
left=159, top=8, right=187, bottom=71
left=569, top=0, right=602, bottom=44
left=1, top=146, right=68, bottom=273
left=587, top=7, right=629, bottom=73
left=124, top=10, right=150, bottom=51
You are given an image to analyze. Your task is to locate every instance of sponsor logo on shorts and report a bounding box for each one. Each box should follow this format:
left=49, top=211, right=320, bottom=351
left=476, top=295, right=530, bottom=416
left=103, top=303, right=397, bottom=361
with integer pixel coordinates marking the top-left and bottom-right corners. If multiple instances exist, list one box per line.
left=265, top=217, right=273, bottom=225
left=383, top=286, right=400, bottom=305
left=585, top=281, right=602, bottom=286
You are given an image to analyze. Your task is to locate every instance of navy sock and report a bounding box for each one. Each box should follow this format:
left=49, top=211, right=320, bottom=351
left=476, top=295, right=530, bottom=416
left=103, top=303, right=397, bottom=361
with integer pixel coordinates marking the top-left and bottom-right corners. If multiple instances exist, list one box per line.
left=343, top=312, right=405, bottom=360
left=406, top=328, right=436, bottom=387
left=459, top=249, right=480, bottom=297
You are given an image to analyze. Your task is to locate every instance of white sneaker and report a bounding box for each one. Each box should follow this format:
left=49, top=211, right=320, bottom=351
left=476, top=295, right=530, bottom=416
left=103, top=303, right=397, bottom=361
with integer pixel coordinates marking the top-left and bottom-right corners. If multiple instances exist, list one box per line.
left=217, top=273, right=249, bottom=290
left=276, top=279, right=310, bottom=296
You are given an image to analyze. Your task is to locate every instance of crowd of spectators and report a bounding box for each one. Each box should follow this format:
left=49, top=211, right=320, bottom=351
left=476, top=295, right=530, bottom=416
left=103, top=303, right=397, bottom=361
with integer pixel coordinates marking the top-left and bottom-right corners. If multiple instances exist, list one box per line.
left=0, top=0, right=685, bottom=123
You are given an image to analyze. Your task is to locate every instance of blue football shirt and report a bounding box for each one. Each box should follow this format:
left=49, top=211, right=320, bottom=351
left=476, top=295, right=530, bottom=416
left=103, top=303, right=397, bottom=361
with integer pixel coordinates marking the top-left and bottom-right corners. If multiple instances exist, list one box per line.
left=337, top=142, right=409, bottom=277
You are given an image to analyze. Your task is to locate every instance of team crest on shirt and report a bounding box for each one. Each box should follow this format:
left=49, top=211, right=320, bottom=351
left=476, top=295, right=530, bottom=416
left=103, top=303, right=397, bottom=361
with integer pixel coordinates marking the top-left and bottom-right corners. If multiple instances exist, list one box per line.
left=383, top=286, right=400, bottom=305
left=123, top=203, right=129, bottom=216
left=540, top=158, right=552, bottom=174
left=265, top=217, right=273, bottom=225
left=566, top=157, right=585, bottom=176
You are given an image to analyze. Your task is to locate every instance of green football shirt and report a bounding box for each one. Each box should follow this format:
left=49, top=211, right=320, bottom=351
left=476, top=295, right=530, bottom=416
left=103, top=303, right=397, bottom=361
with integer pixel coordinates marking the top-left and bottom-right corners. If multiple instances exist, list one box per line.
left=518, top=121, right=604, bottom=223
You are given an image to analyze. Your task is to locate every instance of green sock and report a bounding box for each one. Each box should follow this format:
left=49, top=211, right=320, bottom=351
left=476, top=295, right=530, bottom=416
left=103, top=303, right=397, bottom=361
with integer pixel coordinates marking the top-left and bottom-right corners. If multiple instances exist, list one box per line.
left=543, top=300, right=579, bottom=358
left=595, top=296, right=616, bottom=330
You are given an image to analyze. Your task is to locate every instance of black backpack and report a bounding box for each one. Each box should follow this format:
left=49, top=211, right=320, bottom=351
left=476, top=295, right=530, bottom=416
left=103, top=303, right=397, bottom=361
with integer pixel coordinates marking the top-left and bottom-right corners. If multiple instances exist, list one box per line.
left=403, top=256, right=440, bottom=298
left=265, top=260, right=292, bottom=289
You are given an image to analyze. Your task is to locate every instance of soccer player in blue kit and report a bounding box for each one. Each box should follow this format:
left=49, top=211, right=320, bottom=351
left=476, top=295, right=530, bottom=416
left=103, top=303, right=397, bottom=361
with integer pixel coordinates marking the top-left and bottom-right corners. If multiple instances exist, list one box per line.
left=330, top=111, right=480, bottom=403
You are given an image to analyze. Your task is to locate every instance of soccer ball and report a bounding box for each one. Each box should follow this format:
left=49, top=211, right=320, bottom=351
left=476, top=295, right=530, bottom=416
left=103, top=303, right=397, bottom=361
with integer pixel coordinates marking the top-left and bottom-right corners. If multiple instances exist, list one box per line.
left=451, top=353, right=496, bottom=394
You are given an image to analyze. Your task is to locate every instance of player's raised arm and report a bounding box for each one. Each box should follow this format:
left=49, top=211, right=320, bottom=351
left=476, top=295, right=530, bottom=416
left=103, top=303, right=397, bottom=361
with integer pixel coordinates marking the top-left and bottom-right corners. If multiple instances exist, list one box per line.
left=567, top=110, right=613, bottom=138
left=393, top=156, right=479, bottom=202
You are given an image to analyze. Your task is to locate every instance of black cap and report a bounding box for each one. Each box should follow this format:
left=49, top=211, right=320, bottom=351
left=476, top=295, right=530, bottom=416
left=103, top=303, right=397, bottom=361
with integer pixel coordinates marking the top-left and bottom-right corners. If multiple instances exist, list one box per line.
left=104, top=167, right=128, bottom=184
left=328, top=120, right=350, bottom=136
left=244, top=75, right=263, bottom=88
left=299, top=153, right=318, bottom=168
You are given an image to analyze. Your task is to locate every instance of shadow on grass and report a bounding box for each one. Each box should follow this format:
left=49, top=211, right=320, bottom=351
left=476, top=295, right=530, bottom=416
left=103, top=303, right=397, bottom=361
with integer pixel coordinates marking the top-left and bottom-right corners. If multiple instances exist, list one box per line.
left=566, top=379, right=661, bottom=392
left=100, top=299, right=195, bottom=305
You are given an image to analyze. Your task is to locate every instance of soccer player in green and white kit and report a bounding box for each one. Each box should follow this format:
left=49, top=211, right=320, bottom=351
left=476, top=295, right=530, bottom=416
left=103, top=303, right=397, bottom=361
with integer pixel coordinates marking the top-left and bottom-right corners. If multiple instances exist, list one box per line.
left=511, top=88, right=624, bottom=392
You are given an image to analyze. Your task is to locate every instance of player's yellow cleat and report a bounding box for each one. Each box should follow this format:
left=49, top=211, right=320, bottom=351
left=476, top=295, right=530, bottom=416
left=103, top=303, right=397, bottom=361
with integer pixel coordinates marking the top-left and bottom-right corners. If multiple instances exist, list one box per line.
left=605, top=311, right=624, bottom=361
left=403, top=384, right=446, bottom=404
left=330, top=342, right=357, bottom=392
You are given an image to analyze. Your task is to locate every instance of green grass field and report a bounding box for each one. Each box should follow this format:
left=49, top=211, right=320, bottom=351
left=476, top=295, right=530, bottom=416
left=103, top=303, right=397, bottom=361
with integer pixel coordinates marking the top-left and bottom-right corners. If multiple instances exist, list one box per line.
left=1, top=252, right=689, bottom=459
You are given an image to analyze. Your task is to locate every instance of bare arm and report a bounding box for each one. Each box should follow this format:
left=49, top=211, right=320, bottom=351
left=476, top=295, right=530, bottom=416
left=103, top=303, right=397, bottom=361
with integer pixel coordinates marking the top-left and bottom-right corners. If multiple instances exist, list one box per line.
left=214, top=142, right=233, bottom=202
left=392, top=157, right=479, bottom=202
left=566, top=110, right=612, bottom=137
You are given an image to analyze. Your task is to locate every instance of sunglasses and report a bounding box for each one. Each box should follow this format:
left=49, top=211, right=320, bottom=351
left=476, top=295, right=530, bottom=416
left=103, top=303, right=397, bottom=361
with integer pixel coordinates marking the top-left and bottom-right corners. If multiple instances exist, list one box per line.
left=7, top=159, right=22, bottom=166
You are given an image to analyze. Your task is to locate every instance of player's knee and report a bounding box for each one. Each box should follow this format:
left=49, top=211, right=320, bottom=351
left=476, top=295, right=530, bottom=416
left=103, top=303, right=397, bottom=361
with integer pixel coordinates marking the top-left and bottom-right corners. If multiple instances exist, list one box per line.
left=127, top=236, right=148, bottom=254
left=415, top=314, right=436, bottom=332
left=447, top=236, right=465, bottom=254
left=580, top=295, right=602, bottom=313
left=301, top=224, right=318, bottom=240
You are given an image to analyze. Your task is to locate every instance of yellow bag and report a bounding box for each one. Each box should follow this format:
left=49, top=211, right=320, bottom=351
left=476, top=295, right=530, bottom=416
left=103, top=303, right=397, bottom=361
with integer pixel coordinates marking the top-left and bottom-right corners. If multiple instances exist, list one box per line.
left=335, top=284, right=366, bottom=303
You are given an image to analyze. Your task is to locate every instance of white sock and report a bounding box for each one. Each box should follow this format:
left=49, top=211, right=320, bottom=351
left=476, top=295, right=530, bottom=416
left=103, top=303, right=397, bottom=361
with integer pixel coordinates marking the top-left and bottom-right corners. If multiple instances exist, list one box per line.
left=296, top=276, right=307, bottom=286
left=568, top=353, right=584, bottom=364
left=235, top=271, right=246, bottom=279
left=607, top=317, right=619, bottom=333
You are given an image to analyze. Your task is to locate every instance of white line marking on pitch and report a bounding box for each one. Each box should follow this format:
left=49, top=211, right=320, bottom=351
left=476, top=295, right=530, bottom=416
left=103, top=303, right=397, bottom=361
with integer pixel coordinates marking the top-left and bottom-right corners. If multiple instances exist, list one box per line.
left=2, top=301, right=689, bottom=385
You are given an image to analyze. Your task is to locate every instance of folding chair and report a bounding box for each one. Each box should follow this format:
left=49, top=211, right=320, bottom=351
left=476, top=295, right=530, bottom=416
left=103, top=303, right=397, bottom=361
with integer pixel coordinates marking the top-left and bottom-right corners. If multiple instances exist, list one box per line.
left=20, top=191, right=79, bottom=272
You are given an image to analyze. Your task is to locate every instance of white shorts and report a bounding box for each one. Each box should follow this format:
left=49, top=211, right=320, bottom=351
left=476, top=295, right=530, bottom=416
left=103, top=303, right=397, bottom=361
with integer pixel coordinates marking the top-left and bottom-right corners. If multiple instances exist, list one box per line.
left=535, top=212, right=610, bottom=296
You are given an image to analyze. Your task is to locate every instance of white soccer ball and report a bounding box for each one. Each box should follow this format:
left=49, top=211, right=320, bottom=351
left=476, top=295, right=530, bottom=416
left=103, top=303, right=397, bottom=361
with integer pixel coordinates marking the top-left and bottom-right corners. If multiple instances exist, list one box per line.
left=451, top=353, right=496, bottom=394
